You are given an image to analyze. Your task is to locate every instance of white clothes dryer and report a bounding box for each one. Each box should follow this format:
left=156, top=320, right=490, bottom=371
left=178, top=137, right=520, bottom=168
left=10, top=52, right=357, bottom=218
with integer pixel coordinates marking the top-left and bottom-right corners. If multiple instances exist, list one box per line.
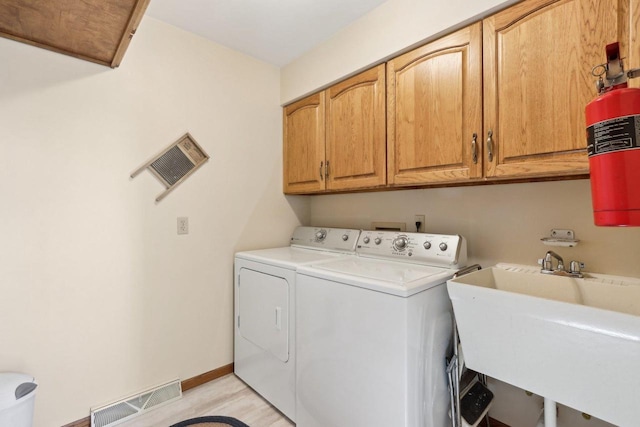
left=234, top=226, right=360, bottom=421
left=295, top=230, right=467, bottom=427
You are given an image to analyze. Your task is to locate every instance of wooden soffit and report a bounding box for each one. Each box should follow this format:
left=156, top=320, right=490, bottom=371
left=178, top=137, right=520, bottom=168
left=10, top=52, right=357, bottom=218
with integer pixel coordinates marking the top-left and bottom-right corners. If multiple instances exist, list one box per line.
left=0, top=0, right=151, bottom=68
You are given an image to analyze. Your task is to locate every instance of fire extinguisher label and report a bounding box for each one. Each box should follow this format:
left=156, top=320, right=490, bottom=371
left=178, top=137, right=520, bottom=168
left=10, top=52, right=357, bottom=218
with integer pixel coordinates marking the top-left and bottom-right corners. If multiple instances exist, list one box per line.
left=587, top=115, right=640, bottom=157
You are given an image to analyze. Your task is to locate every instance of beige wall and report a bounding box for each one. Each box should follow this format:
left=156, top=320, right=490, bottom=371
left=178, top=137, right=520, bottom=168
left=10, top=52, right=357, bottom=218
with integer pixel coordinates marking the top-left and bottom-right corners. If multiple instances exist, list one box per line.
left=0, top=18, right=309, bottom=426
left=310, top=180, right=640, bottom=278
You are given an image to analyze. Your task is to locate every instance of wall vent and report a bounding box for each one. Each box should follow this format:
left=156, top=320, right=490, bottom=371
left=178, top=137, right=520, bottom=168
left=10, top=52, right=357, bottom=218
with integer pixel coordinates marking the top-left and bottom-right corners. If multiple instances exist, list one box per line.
left=131, top=132, right=209, bottom=202
left=91, top=379, right=182, bottom=427
left=371, top=221, right=406, bottom=231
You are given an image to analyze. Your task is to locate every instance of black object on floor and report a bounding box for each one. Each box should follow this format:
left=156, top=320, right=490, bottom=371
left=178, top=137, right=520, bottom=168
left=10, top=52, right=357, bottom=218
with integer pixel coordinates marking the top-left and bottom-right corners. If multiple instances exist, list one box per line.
left=170, top=415, right=250, bottom=427
left=460, top=381, right=494, bottom=425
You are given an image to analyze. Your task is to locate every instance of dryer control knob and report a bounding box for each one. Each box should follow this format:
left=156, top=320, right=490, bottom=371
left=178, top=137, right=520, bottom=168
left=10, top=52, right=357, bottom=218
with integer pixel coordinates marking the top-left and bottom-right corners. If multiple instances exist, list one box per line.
left=315, top=229, right=327, bottom=241
left=374, top=237, right=382, bottom=245
left=423, top=241, right=432, bottom=250
left=342, top=234, right=349, bottom=241
left=439, top=242, right=448, bottom=251
left=393, top=236, right=408, bottom=251
left=363, top=237, right=370, bottom=244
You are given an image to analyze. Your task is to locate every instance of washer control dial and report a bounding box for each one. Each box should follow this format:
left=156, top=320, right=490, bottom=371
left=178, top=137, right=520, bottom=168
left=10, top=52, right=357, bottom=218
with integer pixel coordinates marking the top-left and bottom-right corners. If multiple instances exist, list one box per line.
left=363, top=236, right=370, bottom=244
left=374, top=237, right=382, bottom=245
left=393, top=235, right=409, bottom=251
left=315, top=229, right=327, bottom=242
left=439, top=242, right=448, bottom=252
left=423, top=241, right=432, bottom=250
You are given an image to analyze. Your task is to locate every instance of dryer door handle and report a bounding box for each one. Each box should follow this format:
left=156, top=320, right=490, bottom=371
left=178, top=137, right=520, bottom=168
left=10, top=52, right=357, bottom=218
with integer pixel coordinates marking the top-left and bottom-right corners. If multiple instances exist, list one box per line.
left=275, top=307, right=282, bottom=330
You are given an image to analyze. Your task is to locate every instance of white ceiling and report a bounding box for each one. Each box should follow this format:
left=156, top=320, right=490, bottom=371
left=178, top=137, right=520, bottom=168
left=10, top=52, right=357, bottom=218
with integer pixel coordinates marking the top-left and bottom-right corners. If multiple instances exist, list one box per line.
left=145, top=0, right=387, bottom=66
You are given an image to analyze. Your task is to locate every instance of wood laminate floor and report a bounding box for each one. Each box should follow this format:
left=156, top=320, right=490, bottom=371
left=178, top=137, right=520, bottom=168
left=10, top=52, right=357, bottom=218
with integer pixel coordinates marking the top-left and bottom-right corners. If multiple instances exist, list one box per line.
left=118, top=374, right=294, bottom=427
left=116, top=373, right=510, bottom=427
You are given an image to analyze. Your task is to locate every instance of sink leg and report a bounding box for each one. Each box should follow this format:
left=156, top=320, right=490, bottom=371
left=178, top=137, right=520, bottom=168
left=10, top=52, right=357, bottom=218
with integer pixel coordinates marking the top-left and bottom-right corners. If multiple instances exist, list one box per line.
left=544, top=398, right=557, bottom=427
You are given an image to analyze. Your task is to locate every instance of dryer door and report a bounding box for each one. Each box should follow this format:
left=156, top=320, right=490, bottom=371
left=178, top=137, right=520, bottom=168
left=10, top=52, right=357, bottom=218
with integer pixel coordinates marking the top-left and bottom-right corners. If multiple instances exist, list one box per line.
left=238, top=268, right=289, bottom=362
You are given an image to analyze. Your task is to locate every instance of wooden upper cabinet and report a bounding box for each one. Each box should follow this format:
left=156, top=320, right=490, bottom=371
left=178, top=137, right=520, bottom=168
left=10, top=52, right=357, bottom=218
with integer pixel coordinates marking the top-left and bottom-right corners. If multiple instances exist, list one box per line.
left=283, top=92, right=326, bottom=194
left=283, top=65, right=386, bottom=194
left=387, top=23, right=483, bottom=185
left=325, top=64, right=387, bottom=190
left=628, top=0, right=640, bottom=89
left=0, top=0, right=150, bottom=67
left=283, top=0, right=638, bottom=194
left=483, top=0, right=634, bottom=178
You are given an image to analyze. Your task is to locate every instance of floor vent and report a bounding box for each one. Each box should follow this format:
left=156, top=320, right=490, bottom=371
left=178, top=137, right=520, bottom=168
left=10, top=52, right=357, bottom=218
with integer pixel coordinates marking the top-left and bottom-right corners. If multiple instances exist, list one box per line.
left=91, top=379, right=182, bottom=427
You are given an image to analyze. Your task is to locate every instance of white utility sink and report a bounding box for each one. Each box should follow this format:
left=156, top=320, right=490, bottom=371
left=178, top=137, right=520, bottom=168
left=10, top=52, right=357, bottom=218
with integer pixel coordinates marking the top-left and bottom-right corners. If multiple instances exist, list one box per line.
left=447, top=263, right=640, bottom=427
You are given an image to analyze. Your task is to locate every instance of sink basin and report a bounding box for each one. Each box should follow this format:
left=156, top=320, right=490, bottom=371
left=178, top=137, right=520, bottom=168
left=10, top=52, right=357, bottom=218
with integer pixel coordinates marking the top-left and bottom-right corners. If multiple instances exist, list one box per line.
left=447, top=263, right=640, bottom=427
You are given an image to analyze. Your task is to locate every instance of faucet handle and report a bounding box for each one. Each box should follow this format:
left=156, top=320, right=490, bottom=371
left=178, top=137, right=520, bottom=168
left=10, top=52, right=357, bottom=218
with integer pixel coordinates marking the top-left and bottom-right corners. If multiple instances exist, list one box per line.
left=569, top=261, right=585, bottom=274
left=538, top=257, right=552, bottom=271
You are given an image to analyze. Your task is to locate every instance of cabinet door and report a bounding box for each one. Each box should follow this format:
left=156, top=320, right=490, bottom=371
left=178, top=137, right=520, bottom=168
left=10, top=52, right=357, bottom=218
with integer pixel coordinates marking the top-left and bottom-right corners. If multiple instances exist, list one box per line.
left=325, top=64, right=387, bottom=191
left=283, top=93, right=326, bottom=194
left=483, top=0, right=633, bottom=178
left=387, top=23, right=483, bottom=185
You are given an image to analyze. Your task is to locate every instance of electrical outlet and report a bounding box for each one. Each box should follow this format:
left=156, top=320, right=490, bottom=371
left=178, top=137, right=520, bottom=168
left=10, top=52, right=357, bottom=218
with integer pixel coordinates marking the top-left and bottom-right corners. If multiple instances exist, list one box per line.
left=414, top=215, right=425, bottom=232
left=177, top=217, right=189, bottom=235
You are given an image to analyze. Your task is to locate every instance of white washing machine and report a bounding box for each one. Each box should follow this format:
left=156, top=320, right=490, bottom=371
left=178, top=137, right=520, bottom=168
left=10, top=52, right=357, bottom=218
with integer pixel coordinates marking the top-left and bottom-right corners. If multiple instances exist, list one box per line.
left=296, top=230, right=467, bottom=427
left=234, top=226, right=360, bottom=421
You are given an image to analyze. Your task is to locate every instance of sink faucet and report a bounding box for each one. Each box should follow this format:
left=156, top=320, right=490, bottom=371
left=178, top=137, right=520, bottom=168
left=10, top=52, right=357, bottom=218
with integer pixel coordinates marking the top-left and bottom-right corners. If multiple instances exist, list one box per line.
left=542, top=250, right=564, bottom=271
left=539, top=250, right=584, bottom=278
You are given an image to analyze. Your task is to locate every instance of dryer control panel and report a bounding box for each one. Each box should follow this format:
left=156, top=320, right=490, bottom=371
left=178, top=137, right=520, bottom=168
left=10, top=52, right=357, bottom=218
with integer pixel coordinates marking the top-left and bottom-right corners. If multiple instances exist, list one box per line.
left=357, top=230, right=467, bottom=268
left=290, top=227, right=360, bottom=252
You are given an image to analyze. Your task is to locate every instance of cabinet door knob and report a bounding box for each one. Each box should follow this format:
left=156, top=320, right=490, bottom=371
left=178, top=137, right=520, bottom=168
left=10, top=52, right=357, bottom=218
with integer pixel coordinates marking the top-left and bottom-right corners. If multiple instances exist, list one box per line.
left=471, top=133, right=478, bottom=164
left=487, top=130, right=494, bottom=162
left=319, top=161, right=324, bottom=181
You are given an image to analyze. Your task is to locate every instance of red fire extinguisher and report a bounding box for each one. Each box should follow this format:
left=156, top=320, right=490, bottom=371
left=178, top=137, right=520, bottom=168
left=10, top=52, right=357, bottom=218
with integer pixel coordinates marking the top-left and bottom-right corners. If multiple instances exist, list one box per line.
left=586, top=42, right=640, bottom=226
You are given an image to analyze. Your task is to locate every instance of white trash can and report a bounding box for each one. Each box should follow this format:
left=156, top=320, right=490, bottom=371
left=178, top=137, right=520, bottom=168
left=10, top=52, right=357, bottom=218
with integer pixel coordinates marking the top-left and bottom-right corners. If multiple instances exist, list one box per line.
left=0, top=372, right=37, bottom=427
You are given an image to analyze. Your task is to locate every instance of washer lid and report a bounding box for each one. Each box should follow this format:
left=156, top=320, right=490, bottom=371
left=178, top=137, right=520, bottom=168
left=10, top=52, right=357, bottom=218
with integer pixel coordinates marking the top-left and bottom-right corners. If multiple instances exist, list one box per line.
left=298, top=257, right=457, bottom=297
